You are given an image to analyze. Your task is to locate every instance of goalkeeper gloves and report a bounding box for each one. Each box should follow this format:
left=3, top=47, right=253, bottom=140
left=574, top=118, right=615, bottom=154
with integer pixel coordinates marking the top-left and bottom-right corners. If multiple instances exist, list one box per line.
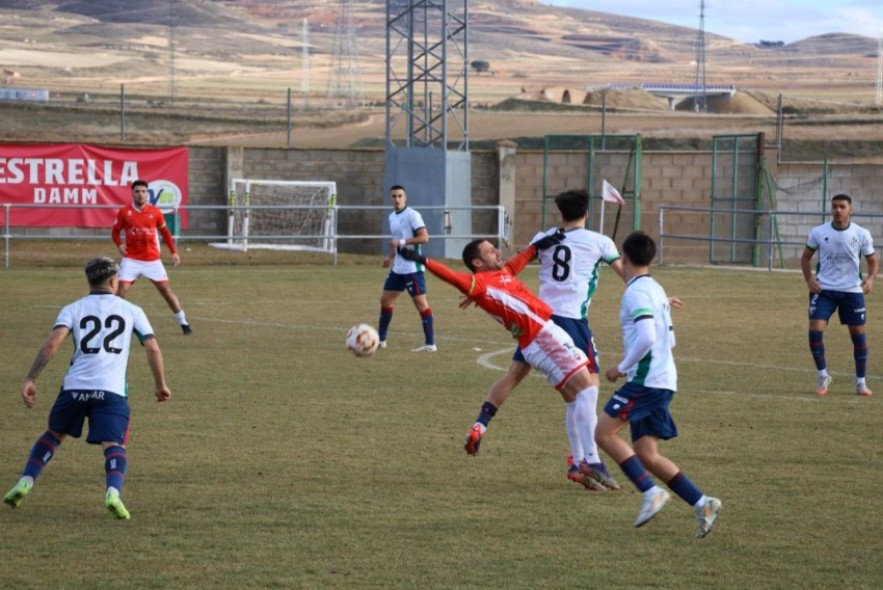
left=531, top=228, right=566, bottom=251
left=397, top=246, right=427, bottom=265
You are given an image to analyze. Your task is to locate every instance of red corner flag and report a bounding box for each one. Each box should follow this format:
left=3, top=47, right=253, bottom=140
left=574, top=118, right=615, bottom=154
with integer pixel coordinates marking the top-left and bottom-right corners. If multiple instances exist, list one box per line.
left=602, top=179, right=625, bottom=205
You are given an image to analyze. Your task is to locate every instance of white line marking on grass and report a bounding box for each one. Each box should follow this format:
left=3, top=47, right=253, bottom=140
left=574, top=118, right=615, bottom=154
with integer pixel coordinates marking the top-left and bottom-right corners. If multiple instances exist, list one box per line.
left=186, top=316, right=879, bottom=398
left=187, top=315, right=515, bottom=347
left=477, top=348, right=517, bottom=372
left=475, top=348, right=879, bottom=400
left=690, top=388, right=873, bottom=404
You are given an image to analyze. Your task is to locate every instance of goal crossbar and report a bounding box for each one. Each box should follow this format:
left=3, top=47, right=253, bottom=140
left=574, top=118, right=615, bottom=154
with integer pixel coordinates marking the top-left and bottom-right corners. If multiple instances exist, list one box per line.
left=214, top=179, right=337, bottom=253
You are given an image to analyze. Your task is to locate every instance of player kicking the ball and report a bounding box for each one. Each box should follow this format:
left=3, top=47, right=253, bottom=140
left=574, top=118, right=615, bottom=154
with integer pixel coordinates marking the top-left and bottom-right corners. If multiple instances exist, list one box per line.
left=397, top=234, right=604, bottom=486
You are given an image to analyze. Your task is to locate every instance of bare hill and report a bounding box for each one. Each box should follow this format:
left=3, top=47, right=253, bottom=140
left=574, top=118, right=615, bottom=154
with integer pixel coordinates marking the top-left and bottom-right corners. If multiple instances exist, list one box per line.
left=0, top=0, right=880, bottom=150
left=0, top=0, right=878, bottom=100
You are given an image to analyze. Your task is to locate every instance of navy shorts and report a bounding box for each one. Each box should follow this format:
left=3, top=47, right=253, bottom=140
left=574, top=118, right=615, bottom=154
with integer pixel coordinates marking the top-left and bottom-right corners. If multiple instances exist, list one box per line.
left=48, top=389, right=131, bottom=445
left=514, top=315, right=599, bottom=373
left=602, top=382, right=679, bottom=442
left=808, top=290, right=866, bottom=326
left=383, top=271, right=427, bottom=297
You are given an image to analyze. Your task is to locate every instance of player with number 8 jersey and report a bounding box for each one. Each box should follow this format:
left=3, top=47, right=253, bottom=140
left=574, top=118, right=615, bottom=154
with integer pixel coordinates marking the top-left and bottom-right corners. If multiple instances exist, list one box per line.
left=462, top=189, right=625, bottom=493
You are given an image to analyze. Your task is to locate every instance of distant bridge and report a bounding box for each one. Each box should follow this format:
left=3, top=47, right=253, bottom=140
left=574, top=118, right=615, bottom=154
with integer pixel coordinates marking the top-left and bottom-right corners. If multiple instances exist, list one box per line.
left=605, top=83, right=737, bottom=110
left=0, top=87, right=49, bottom=102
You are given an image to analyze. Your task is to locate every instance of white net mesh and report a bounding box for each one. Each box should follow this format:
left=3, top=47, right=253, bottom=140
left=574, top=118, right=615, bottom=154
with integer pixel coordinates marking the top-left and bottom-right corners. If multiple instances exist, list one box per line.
left=219, top=180, right=336, bottom=252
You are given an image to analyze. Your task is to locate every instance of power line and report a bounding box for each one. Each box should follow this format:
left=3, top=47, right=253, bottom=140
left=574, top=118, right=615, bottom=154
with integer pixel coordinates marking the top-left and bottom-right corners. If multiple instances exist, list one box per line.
left=694, top=0, right=707, bottom=113
left=876, top=29, right=882, bottom=106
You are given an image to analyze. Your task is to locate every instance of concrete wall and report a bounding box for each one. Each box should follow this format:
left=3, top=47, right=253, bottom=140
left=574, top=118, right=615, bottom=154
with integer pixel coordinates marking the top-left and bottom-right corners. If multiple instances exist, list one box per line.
left=183, top=146, right=883, bottom=266
left=187, top=146, right=499, bottom=255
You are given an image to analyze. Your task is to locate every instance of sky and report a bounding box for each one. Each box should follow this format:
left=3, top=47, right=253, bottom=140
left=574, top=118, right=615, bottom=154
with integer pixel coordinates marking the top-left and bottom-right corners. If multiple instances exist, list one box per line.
left=543, top=0, right=883, bottom=44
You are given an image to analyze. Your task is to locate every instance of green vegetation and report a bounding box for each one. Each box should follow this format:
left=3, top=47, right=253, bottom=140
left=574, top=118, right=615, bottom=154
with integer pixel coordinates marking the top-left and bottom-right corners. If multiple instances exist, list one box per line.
left=1, top=262, right=880, bottom=589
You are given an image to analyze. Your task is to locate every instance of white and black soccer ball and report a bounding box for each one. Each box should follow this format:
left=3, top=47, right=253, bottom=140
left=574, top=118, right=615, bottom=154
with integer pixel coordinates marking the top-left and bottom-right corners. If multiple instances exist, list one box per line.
left=346, top=323, right=380, bottom=357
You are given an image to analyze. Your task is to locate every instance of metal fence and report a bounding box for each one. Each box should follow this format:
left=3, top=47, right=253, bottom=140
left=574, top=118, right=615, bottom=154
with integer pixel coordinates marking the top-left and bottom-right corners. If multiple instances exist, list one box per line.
left=658, top=205, right=883, bottom=270
left=0, top=202, right=509, bottom=268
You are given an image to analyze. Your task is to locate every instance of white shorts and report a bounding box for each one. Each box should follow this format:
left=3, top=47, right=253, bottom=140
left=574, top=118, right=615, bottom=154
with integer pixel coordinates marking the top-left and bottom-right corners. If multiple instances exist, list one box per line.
left=522, top=320, right=589, bottom=390
left=119, top=258, right=169, bottom=283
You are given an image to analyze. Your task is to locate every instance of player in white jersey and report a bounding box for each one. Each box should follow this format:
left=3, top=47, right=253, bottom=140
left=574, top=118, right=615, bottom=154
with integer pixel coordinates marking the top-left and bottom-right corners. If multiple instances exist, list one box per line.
left=4, top=257, right=172, bottom=520
left=596, top=231, right=721, bottom=538
left=801, top=193, right=877, bottom=397
left=377, top=184, right=436, bottom=352
left=462, top=189, right=626, bottom=491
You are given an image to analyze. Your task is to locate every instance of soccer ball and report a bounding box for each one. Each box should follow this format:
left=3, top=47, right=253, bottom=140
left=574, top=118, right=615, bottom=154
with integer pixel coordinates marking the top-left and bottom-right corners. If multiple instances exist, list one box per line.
left=346, top=323, right=380, bottom=357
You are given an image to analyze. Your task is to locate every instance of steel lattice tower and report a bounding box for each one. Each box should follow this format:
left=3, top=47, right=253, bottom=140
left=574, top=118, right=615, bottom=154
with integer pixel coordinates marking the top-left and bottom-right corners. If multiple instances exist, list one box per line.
left=385, top=0, right=469, bottom=149
left=876, top=30, right=882, bottom=107
left=327, top=0, right=363, bottom=106
left=301, top=18, right=310, bottom=109
left=168, top=1, right=177, bottom=105
left=694, top=0, right=707, bottom=113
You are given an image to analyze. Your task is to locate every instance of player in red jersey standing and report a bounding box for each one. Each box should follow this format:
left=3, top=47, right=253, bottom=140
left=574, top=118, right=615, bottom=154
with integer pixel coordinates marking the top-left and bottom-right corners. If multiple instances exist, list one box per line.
left=112, top=179, right=192, bottom=334
left=397, top=235, right=603, bottom=468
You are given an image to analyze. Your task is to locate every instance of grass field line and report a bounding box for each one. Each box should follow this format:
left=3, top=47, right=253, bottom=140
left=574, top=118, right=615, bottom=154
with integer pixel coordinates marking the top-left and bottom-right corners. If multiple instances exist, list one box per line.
left=190, top=314, right=878, bottom=391
left=477, top=346, right=876, bottom=403
left=689, top=387, right=871, bottom=404
left=187, top=313, right=519, bottom=347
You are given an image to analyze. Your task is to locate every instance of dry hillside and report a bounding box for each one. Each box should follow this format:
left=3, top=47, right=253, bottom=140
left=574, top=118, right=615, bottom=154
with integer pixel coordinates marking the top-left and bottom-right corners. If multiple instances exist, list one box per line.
left=0, top=0, right=880, bottom=150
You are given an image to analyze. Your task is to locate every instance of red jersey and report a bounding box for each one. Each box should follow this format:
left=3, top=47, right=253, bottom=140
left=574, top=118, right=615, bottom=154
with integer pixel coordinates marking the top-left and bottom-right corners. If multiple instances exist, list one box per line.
left=425, top=246, right=553, bottom=348
left=111, top=203, right=176, bottom=262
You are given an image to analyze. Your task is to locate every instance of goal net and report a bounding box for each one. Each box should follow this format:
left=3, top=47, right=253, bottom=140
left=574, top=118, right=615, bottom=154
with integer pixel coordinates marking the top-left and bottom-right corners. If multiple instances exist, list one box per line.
left=216, top=179, right=337, bottom=252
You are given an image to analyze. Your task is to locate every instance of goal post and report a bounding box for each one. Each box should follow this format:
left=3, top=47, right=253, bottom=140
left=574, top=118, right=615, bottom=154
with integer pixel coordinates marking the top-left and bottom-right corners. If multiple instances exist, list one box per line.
left=216, top=179, right=337, bottom=252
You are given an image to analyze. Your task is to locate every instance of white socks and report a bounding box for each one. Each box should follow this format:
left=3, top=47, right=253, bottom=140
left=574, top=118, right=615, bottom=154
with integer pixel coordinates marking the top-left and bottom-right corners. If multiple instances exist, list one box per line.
left=574, top=386, right=601, bottom=464
left=564, top=401, right=583, bottom=464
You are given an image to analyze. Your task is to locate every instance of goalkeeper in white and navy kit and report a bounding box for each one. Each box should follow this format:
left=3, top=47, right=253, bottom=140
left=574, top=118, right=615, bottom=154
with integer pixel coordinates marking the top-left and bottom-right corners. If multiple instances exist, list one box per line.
left=4, top=257, right=172, bottom=520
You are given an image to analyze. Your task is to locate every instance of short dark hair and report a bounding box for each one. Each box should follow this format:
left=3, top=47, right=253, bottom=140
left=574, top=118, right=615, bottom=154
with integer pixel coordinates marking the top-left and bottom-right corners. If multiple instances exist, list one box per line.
left=131, top=179, right=148, bottom=190
left=555, top=189, right=589, bottom=222
left=832, top=193, right=852, bottom=205
left=461, top=238, right=488, bottom=272
left=389, top=184, right=406, bottom=193
left=622, top=231, right=656, bottom=267
left=84, top=256, right=119, bottom=287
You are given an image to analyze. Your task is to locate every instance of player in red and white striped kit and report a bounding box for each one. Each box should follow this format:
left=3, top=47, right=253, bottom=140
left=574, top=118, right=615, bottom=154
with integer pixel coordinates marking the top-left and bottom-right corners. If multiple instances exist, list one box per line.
left=397, top=236, right=602, bottom=473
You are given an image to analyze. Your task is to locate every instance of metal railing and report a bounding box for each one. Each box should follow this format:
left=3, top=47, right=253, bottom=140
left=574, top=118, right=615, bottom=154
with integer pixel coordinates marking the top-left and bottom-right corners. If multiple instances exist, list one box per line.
left=658, top=205, right=883, bottom=270
left=1, top=202, right=510, bottom=268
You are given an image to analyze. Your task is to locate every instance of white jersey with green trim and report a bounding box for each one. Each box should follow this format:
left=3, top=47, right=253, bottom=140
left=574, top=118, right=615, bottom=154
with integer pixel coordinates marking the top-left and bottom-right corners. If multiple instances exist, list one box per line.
left=806, top=221, right=875, bottom=293
left=619, top=274, right=677, bottom=390
left=532, top=227, right=620, bottom=319
left=55, top=292, right=154, bottom=397
left=389, top=207, right=427, bottom=274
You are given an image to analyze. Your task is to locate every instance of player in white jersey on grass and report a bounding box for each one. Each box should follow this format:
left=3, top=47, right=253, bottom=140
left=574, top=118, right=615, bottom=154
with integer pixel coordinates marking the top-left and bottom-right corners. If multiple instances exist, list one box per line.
left=377, top=184, right=436, bottom=352
left=462, top=189, right=627, bottom=491
left=800, top=193, right=877, bottom=397
left=596, top=231, right=721, bottom=538
left=4, top=257, right=172, bottom=520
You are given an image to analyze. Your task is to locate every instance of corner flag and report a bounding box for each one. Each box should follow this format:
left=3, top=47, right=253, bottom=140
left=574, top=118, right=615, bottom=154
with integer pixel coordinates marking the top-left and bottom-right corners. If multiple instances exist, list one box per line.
left=602, top=179, right=625, bottom=205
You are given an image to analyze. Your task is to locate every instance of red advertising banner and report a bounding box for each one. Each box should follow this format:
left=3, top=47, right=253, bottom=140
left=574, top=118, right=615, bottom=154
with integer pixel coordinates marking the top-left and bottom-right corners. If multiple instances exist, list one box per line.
left=0, top=144, right=188, bottom=228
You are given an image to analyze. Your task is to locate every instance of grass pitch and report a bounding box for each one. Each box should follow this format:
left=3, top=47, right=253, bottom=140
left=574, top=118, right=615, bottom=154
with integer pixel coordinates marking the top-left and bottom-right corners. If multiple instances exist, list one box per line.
left=1, top=260, right=881, bottom=589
